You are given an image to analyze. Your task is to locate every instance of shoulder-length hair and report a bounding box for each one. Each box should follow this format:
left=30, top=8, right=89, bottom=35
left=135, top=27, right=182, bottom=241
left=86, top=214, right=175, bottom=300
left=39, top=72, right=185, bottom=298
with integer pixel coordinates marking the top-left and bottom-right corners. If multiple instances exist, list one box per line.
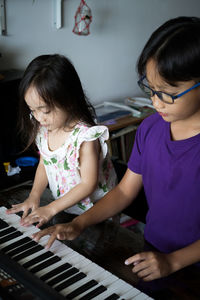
left=18, top=54, right=96, bottom=150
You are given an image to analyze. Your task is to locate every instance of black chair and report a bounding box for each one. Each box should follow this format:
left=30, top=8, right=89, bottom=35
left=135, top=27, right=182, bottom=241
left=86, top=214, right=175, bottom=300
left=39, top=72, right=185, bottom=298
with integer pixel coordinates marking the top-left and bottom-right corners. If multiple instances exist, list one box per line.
left=112, top=158, right=148, bottom=224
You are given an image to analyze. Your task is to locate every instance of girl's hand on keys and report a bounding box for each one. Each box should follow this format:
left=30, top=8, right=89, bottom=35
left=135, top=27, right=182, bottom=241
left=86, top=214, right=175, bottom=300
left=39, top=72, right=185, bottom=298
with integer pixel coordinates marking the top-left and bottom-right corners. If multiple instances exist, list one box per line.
left=20, top=205, right=54, bottom=227
left=6, top=196, right=40, bottom=220
left=32, top=222, right=83, bottom=249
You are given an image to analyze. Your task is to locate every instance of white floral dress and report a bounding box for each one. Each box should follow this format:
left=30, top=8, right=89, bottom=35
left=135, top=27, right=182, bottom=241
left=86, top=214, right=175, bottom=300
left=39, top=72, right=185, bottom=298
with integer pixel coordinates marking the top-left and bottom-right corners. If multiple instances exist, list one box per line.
left=36, top=123, right=117, bottom=215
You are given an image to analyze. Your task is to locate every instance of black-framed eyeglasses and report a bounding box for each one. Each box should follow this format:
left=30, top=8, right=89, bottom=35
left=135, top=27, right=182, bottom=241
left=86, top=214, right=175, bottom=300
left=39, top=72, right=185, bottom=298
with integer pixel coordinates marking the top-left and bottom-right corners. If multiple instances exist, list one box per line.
left=138, top=75, right=200, bottom=104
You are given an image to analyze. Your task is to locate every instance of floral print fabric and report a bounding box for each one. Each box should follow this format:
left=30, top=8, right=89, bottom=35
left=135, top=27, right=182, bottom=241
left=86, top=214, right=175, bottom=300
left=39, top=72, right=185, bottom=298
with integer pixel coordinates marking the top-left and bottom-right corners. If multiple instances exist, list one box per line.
left=36, top=123, right=117, bottom=215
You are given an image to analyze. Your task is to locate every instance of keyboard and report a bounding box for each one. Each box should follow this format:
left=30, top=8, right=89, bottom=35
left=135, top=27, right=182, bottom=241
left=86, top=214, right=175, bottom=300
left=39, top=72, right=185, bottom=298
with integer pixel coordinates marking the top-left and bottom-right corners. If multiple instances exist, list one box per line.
left=0, top=206, right=153, bottom=300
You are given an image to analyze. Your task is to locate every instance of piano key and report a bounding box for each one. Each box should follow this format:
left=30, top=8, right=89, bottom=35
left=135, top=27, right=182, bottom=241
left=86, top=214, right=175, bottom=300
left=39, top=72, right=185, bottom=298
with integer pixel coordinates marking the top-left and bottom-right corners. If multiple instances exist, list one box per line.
left=0, top=225, right=39, bottom=249
left=6, top=240, right=38, bottom=256
left=35, top=246, right=81, bottom=280
left=1, top=236, right=31, bottom=253
left=61, top=272, right=102, bottom=297
left=14, top=248, right=50, bottom=268
left=47, top=267, right=79, bottom=286
left=94, top=279, right=136, bottom=300
left=34, top=255, right=76, bottom=283
left=121, top=288, right=145, bottom=299
left=132, top=293, right=150, bottom=300
left=0, top=231, right=22, bottom=244
left=66, top=279, right=99, bottom=299
left=0, top=226, right=17, bottom=237
left=64, top=252, right=92, bottom=270
left=104, top=294, right=120, bottom=300
left=40, top=262, right=72, bottom=281
left=0, top=207, right=152, bottom=300
left=12, top=244, right=44, bottom=261
left=71, top=270, right=129, bottom=300
left=78, top=284, right=107, bottom=300
left=0, top=218, right=9, bottom=229
left=2, top=236, right=53, bottom=272
left=22, top=251, right=55, bottom=268
left=29, top=255, right=61, bottom=273
left=60, top=257, right=119, bottom=297
left=55, top=272, right=86, bottom=292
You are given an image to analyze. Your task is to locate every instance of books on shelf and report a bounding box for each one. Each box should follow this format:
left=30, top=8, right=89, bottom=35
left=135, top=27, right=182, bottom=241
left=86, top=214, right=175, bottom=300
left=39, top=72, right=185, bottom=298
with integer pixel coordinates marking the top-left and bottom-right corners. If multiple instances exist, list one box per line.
left=124, top=96, right=153, bottom=108
left=124, top=97, right=155, bottom=116
left=97, top=109, right=132, bottom=124
left=94, top=97, right=155, bottom=163
left=94, top=98, right=155, bottom=126
left=94, top=100, right=141, bottom=126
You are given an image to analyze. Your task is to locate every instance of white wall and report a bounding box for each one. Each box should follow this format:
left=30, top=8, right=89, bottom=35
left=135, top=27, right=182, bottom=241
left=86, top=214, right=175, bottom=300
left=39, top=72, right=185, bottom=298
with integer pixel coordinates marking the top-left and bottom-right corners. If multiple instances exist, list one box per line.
left=1, top=0, right=200, bottom=105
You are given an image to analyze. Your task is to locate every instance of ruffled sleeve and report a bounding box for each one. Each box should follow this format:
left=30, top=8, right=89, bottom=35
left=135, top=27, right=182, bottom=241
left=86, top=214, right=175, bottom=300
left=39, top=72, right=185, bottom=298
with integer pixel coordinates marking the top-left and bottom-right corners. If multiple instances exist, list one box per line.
left=68, top=124, right=109, bottom=170
left=79, top=125, right=109, bottom=158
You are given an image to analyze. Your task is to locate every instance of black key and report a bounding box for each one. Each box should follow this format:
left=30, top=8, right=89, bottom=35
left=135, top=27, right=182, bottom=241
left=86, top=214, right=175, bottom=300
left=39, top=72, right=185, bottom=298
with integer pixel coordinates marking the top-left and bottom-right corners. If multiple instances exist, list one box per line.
left=104, top=294, right=120, bottom=300
left=13, top=244, right=44, bottom=261
left=0, top=218, right=9, bottom=229
left=40, top=262, right=72, bottom=281
left=47, top=267, right=79, bottom=286
left=30, top=255, right=61, bottom=274
left=7, top=240, right=38, bottom=257
left=1, top=236, right=31, bottom=253
left=0, top=226, right=17, bottom=237
left=66, top=279, right=98, bottom=299
left=0, top=231, right=22, bottom=244
left=55, top=272, right=86, bottom=292
left=79, top=285, right=107, bottom=300
left=23, top=251, right=54, bottom=268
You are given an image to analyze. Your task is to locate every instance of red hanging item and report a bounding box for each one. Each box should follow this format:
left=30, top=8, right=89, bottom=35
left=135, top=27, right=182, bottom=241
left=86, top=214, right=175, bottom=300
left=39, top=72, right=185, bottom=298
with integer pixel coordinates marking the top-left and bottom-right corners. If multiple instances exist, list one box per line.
left=73, top=0, right=92, bottom=36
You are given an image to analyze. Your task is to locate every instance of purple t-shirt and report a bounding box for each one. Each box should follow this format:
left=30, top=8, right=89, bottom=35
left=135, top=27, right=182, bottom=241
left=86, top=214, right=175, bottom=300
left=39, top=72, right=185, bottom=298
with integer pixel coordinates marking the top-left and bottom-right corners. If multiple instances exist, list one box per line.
left=128, top=113, right=200, bottom=253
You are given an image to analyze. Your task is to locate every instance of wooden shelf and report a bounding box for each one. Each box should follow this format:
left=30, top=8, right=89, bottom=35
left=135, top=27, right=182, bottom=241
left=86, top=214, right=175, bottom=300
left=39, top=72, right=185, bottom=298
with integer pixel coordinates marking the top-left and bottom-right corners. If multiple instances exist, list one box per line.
left=106, top=115, right=149, bottom=132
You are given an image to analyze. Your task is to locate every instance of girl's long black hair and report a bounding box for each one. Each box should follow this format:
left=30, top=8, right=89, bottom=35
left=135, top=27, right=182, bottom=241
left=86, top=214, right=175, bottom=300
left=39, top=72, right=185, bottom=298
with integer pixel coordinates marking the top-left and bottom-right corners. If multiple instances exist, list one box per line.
left=137, top=16, right=200, bottom=85
left=18, top=54, right=96, bottom=150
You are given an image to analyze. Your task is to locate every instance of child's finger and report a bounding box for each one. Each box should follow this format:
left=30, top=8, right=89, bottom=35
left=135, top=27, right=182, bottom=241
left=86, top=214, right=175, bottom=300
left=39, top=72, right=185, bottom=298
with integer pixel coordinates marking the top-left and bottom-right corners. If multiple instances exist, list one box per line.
left=36, top=219, right=46, bottom=228
left=32, top=228, right=49, bottom=242
left=124, top=253, right=143, bottom=266
left=45, top=234, right=57, bottom=249
left=21, top=209, right=30, bottom=220
left=6, top=204, right=22, bottom=214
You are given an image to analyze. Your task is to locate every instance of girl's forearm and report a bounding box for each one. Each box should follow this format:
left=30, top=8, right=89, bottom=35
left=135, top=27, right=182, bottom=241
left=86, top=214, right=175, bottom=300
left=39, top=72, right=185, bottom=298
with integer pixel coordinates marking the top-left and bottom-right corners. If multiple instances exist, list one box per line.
left=29, top=160, right=48, bottom=199
left=47, top=181, right=98, bottom=215
left=168, top=240, right=200, bottom=272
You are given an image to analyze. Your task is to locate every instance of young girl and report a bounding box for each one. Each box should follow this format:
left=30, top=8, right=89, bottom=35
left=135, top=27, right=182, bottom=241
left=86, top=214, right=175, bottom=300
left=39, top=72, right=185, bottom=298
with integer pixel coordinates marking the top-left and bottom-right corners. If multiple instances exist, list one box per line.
left=6, top=54, right=116, bottom=227
left=33, top=16, right=200, bottom=281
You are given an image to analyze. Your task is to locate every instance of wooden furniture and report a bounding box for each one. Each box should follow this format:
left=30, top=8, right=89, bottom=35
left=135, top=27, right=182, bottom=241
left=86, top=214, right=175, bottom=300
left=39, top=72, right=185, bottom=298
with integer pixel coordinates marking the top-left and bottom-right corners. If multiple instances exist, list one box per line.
left=106, top=113, right=153, bottom=163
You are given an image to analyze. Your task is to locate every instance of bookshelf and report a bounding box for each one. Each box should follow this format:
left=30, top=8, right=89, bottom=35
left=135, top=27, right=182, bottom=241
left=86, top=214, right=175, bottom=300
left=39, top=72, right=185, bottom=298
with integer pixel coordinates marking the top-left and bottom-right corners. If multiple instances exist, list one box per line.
left=95, top=100, right=155, bottom=163
left=106, top=115, right=145, bottom=163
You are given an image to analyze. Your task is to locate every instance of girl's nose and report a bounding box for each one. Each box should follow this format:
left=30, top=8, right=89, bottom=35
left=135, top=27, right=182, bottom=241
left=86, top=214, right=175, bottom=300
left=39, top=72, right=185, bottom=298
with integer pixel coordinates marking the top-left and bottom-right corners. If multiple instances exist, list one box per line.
left=151, top=94, right=165, bottom=109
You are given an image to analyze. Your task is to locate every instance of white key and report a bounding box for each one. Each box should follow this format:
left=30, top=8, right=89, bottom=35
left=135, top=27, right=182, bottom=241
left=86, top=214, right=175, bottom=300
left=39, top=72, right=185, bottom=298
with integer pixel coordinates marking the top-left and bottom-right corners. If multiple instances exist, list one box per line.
left=61, top=260, right=115, bottom=295
left=35, top=254, right=75, bottom=278
left=133, top=292, right=150, bottom=299
left=121, top=286, right=143, bottom=299
left=93, top=278, right=133, bottom=300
